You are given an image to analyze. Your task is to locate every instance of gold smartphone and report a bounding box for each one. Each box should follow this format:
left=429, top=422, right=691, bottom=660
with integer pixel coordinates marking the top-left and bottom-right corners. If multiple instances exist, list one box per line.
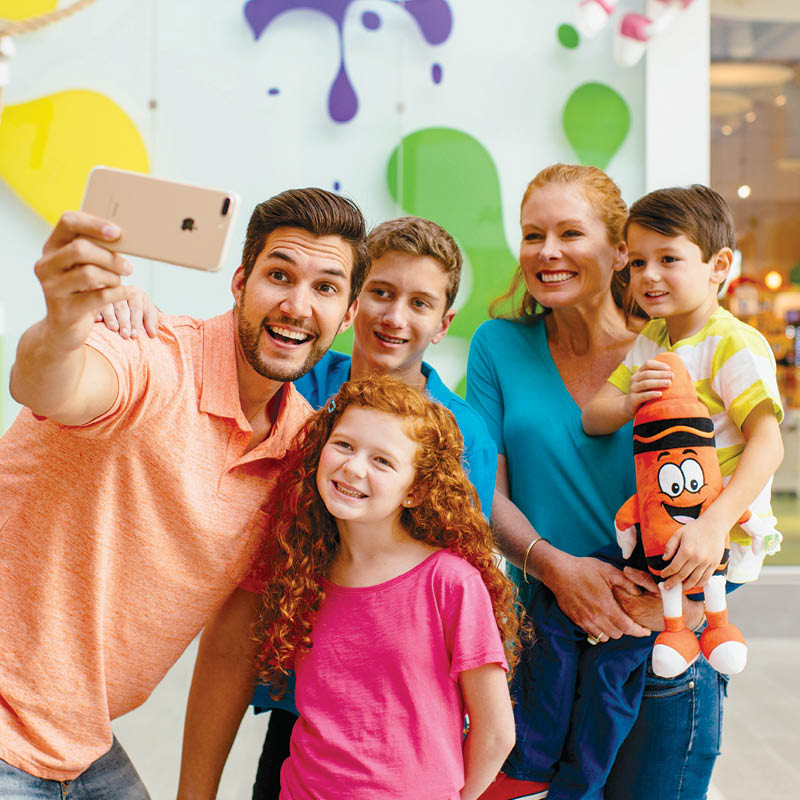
left=81, top=167, right=240, bottom=272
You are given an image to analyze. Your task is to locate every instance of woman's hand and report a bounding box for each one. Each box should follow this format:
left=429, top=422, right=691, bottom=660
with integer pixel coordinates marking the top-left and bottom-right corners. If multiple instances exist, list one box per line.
left=541, top=552, right=652, bottom=639
left=95, top=285, right=160, bottom=339
left=616, top=566, right=705, bottom=631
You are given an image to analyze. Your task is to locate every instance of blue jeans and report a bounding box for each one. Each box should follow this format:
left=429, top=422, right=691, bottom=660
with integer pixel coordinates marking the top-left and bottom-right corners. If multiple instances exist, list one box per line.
left=505, top=544, right=727, bottom=799
left=605, top=655, right=727, bottom=800
left=0, top=737, right=150, bottom=799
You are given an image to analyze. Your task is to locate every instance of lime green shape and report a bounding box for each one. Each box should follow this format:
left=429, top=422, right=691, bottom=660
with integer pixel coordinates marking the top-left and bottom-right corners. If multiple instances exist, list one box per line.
left=562, top=82, right=630, bottom=170
left=385, top=127, right=519, bottom=395
left=557, top=23, right=579, bottom=49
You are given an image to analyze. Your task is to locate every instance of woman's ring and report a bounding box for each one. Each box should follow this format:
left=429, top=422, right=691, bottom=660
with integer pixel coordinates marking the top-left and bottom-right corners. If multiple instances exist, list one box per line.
left=586, top=633, right=601, bottom=645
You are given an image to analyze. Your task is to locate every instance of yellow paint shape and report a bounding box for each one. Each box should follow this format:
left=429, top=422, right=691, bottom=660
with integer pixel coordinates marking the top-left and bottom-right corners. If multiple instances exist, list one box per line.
left=0, top=90, right=149, bottom=223
left=0, top=0, right=59, bottom=21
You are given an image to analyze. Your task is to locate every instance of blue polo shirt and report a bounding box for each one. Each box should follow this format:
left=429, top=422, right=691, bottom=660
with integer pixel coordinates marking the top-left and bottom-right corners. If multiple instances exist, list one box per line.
left=294, top=350, right=497, bottom=517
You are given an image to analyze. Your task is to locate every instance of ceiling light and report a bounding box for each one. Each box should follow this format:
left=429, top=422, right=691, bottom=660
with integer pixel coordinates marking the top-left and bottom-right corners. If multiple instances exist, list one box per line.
left=710, top=62, right=795, bottom=88
left=765, top=271, right=783, bottom=290
left=721, top=124, right=734, bottom=135
left=744, top=110, right=757, bottom=123
left=775, top=94, right=787, bottom=106
left=737, top=184, right=752, bottom=199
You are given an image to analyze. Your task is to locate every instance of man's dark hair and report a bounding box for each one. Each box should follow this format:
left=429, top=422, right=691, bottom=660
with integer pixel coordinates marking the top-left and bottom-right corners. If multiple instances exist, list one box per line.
left=240, top=188, right=369, bottom=304
left=626, top=184, right=736, bottom=261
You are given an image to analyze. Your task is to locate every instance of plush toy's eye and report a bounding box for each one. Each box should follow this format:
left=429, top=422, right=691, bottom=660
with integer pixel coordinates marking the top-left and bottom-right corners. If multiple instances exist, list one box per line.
left=680, top=459, right=704, bottom=493
left=657, top=463, right=685, bottom=497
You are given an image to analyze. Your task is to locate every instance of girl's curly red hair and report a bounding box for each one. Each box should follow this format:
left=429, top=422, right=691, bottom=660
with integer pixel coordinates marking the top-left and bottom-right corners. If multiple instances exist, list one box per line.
left=255, top=374, right=525, bottom=696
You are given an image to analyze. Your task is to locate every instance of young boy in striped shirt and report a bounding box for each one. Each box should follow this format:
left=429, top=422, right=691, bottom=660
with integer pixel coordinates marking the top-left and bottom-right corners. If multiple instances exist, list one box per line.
left=584, top=184, right=784, bottom=588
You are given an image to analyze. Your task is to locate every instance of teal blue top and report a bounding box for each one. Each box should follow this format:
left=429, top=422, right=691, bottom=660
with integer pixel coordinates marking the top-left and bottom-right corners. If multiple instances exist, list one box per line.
left=466, top=318, right=636, bottom=595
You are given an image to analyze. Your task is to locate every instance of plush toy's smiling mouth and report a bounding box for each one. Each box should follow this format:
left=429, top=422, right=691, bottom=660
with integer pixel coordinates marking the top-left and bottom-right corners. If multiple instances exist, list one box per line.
left=663, top=502, right=703, bottom=525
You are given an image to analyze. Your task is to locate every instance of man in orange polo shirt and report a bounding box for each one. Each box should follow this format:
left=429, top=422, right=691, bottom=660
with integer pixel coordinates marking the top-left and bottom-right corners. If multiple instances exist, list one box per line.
left=0, top=188, right=368, bottom=798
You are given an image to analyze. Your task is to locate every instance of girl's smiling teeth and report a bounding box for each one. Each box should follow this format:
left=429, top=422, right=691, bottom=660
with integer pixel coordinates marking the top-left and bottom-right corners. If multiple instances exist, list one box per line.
left=333, top=480, right=366, bottom=499
left=266, top=324, right=313, bottom=344
left=537, top=270, right=577, bottom=284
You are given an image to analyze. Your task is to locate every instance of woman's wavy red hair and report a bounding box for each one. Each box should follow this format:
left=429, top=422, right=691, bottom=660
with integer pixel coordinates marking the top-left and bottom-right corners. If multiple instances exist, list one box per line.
left=255, top=374, right=525, bottom=696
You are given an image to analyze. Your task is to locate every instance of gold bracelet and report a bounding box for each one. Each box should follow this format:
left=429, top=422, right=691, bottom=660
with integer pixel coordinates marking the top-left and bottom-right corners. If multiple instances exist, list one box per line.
left=522, top=536, right=548, bottom=584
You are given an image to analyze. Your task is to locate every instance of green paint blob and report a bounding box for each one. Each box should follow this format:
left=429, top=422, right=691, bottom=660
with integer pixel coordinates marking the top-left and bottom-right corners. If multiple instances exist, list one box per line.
left=385, top=127, right=519, bottom=395
left=557, top=23, right=579, bottom=49
left=790, top=261, right=800, bottom=286
left=562, top=82, right=631, bottom=169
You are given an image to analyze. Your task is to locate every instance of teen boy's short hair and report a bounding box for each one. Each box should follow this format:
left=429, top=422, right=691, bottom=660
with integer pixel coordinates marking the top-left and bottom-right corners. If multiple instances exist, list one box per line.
left=626, top=185, right=736, bottom=261
left=367, top=216, right=463, bottom=312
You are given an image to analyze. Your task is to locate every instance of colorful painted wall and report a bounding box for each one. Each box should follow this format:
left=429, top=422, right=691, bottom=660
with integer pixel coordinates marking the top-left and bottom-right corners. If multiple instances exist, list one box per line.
left=0, top=0, right=707, bottom=429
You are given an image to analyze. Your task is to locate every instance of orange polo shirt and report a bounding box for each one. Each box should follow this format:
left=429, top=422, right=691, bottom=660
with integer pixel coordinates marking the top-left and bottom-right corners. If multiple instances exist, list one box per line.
left=0, top=311, right=310, bottom=780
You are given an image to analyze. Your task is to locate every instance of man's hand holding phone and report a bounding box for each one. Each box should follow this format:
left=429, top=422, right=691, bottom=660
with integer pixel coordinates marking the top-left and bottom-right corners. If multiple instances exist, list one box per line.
left=36, top=211, right=136, bottom=353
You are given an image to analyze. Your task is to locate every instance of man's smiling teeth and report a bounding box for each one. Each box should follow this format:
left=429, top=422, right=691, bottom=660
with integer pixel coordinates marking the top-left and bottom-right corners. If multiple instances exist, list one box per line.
left=267, top=324, right=312, bottom=343
left=375, top=332, right=407, bottom=344
left=538, top=271, right=576, bottom=283
left=334, top=481, right=366, bottom=498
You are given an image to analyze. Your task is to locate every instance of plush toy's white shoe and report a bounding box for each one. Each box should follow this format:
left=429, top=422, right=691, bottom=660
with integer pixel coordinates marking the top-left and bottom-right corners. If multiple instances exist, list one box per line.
left=652, top=643, right=699, bottom=678
left=700, top=617, right=748, bottom=675
left=705, top=640, right=747, bottom=675
left=652, top=625, right=701, bottom=678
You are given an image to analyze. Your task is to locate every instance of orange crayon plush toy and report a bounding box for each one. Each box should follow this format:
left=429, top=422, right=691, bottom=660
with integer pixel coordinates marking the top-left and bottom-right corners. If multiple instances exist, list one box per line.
left=615, top=352, right=755, bottom=678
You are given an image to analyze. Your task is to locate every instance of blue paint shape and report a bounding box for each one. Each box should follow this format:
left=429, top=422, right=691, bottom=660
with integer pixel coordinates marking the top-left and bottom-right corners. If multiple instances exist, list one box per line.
left=333, top=180, right=341, bottom=191
left=362, top=10, right=380, bottom=30
left=432, top=63, right=442, bottom=84
left=268, top=87, right=280, bottom=95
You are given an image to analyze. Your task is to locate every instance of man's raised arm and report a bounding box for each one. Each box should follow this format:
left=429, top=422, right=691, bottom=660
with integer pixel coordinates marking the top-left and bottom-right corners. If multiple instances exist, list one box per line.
left=10, top=211, right=135, bottom=425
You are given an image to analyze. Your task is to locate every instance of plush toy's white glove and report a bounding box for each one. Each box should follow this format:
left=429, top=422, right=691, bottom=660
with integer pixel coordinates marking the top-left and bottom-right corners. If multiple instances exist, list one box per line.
left=738, top=514, right=782, bottom=556
left=616, top=524, right=637, bottom=560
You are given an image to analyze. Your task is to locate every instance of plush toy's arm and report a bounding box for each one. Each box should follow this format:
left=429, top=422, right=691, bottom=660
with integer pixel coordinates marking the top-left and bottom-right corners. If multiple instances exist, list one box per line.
left=738, top=511, right=782, bottom=556
left=615, top=495, right=640, bottom=560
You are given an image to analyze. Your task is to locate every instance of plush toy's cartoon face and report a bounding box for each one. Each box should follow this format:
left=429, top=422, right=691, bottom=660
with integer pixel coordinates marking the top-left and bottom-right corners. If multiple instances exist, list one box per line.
left=634, top=440, right=722, bottom=551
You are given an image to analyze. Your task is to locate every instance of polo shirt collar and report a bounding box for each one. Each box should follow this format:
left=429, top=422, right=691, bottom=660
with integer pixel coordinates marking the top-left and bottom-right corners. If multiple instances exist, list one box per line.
left=200, top=311, right=242, bottom=419
left=200, top=311, right=312, bottom=459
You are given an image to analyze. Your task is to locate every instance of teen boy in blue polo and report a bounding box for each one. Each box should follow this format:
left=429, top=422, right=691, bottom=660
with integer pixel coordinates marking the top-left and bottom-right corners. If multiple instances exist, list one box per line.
left=251, top=215, right=498, bottom=799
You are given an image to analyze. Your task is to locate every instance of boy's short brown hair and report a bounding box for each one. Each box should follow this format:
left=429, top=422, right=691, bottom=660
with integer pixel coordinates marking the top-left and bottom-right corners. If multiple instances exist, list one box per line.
left=366, top=216, right=462, bottom=312
left=625, top=184, right=735, bottom=261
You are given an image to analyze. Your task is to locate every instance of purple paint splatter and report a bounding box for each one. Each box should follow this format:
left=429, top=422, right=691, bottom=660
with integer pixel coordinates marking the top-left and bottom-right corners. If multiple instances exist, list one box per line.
left=244, top=0, right=453, bottom=123
left=268, top=87, right=280, bottom=95
left=362, top=10, right=380, bottom=30
left=432, top=63, right=442, bottom=84
left=333, top=180, right=341, bottom=191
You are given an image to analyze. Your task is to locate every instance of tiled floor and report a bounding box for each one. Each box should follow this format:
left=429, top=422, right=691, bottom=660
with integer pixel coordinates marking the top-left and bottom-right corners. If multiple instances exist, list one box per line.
left=113, top=568, right=800, bottom=799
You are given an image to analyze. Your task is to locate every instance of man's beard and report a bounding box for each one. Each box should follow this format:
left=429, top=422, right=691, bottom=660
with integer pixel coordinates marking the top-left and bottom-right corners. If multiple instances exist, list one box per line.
left=236, top=307, right=328, bottom=382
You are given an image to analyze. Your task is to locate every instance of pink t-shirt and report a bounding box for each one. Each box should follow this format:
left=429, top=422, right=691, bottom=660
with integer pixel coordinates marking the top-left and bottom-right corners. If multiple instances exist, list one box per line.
left=280, top=549, right=508, bottom=800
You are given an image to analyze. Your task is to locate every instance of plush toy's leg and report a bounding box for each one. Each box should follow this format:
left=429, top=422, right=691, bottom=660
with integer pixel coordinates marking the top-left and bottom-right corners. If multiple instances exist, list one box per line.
left=652, top=582, right=701, bottom=678
left=699, top=575, right=747, bottom=674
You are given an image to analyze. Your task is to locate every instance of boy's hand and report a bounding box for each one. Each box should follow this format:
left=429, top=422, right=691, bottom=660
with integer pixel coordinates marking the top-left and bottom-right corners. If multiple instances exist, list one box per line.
left=95, top=286, right=160, bottom=339
left=660, top=515, right=727, bottom=591
left=625, top=359, right=673, bottom=417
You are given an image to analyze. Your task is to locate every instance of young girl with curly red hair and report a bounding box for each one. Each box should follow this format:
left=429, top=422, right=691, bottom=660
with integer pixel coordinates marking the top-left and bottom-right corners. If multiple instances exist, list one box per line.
left=256, top=374, right=523, bottom=800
